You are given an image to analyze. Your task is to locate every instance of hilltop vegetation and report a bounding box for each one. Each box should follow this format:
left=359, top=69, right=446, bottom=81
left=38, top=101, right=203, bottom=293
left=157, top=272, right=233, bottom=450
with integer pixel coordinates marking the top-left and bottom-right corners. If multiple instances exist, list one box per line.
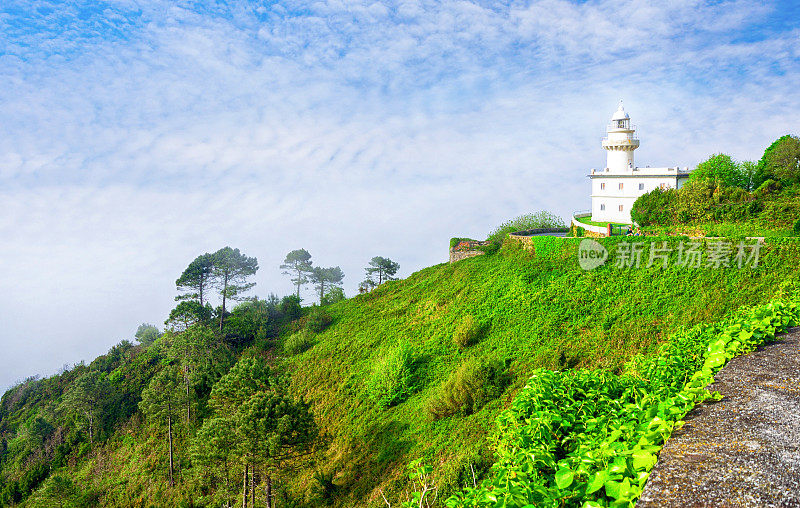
left=632, top=135, right=800, bottom=237
left=3, top=131, right=800, bottom=506
left=3, top=230, right=800, bottom=506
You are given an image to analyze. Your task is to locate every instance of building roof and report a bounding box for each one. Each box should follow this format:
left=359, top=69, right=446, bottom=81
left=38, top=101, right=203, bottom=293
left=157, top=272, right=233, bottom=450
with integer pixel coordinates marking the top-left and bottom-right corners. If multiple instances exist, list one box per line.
left=611, top=101, right=630, bottom=121
left=589, top=166, right=692, bottom=177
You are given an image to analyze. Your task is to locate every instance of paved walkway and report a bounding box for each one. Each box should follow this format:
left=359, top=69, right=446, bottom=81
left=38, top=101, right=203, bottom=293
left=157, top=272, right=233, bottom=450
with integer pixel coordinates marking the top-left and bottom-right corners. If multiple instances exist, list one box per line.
left=638, top=328, right=800, bottom=508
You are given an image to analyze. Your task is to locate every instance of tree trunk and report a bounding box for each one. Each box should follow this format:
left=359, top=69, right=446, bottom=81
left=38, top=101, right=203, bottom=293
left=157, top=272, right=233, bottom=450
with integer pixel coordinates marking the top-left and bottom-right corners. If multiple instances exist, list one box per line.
left=296, top=268, right=301, bottom=299
left=88, top=412, right=94, bottom=448
left=185, top=366, right=191, bottom=426
left=220, top=272, right=229, bottom=332
left=250, top=465, right=255, bottom=508
left=168, top=413, right=174, bottom=487
left=242, top=463, right=248, bottom=508
left=199, top=273, right=204, bottom=307
left=265, top=474, right=272, bottom=508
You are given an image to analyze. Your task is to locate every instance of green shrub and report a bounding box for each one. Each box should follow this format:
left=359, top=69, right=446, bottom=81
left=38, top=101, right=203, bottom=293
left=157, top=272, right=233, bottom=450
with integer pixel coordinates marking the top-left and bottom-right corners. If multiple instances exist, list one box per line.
left=754, top=178, right=781, bottom=197
left=280, top=295, right=302, bottom=320
left=689, top=153, right=749, bottom=188
left=476, top=242, right=500, bottom=255
left=305, top=306, right=333, bottom=333
left=794, top=218, right=800, bottom=234
left=367, top=342, right=417, bottom=408
left=444, top=299, right=800, bottom=508
left=321, top=287, right=346, bottom=306
left=630, top=187, right=678, bottom=226
left=575, top=226, right=585, bottom=238
left=452, top=315, right=484, bottom=350
left=283, top=330, right=314, bottom=355
left=426, top=356, right=509, bottom=420
left=487, top=211, right=565, bottom=245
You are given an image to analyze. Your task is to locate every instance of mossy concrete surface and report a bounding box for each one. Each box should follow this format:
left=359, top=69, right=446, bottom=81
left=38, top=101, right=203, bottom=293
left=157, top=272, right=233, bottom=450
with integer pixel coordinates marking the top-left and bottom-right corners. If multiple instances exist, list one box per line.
left=639, top=328, right=800, bottom=507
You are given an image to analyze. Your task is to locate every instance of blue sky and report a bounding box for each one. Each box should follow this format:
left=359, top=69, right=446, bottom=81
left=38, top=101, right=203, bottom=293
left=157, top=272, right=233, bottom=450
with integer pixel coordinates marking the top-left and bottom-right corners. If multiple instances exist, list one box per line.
left=1, top=0, right=799, bottom=391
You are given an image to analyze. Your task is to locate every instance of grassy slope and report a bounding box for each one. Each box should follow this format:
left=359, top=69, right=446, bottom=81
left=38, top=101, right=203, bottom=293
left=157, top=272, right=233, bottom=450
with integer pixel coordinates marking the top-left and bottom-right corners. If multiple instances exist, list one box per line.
left=6, top=236, right=800, bottom=507
left=574, top=216, right=629, bottom=227
left=280, top=236, right=800, bottom=506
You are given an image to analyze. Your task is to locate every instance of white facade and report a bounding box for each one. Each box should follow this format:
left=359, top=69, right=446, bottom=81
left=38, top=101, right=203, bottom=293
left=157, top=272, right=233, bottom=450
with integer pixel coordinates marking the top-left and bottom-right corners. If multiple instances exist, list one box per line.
left=589, top=102, right=691, bottom=224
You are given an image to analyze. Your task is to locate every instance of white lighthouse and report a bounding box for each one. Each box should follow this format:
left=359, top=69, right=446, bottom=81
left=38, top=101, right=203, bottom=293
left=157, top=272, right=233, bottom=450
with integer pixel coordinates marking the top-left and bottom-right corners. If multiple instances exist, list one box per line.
left=603, top=102, right=639, bottom=172
left=588, top=101, right=691, bottom=224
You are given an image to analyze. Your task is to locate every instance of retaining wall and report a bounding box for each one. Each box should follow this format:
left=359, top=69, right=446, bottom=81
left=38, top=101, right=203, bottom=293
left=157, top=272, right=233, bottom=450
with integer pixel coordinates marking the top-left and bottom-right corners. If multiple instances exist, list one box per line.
left=571, top=213, right=608, bottom=237
left=449, top=240, right=491, bottom=263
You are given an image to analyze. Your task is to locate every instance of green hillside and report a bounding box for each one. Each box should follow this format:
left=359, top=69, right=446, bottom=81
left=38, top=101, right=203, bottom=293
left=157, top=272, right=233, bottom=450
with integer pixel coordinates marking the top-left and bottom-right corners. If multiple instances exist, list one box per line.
left=3, top=236, right=800, bottom=507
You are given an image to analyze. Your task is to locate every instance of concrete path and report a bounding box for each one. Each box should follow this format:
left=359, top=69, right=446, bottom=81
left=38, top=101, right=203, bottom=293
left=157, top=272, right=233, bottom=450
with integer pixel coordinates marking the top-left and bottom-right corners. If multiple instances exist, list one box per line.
left=638, top=328, right=800, bottom=508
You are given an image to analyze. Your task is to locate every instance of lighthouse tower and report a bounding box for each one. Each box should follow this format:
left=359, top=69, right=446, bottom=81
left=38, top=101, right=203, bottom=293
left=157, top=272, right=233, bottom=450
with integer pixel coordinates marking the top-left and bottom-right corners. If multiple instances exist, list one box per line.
left=583, top=101, right=692, bottom=226
left=602, top=101, right=639, bottom=172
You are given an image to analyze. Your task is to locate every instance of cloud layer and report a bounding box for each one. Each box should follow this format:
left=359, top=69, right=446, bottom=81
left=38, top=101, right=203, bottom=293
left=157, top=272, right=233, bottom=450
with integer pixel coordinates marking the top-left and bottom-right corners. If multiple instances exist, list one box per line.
left=1, top=0, right=799, bottom=390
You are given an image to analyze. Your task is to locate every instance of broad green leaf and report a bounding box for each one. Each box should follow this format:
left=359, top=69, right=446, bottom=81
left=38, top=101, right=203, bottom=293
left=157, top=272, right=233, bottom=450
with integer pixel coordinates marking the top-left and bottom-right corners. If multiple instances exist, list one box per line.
left=631, top=450, right=656, bottom=470
left=586, top=470, right=608, bottom=494
left=555, top=468, right=575, bottom=489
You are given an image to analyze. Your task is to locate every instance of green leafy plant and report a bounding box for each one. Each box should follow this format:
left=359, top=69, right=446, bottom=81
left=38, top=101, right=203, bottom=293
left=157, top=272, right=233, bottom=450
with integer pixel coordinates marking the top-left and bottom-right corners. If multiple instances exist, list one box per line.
left=630, top=187, right=679, bottom=226
left=452, top=315, right=484, bottom=350
left=427, top=356, right=509, bottom=420
left=305, top=306, right=333, bottom=333
left=367, top=341, right=417, bottom=409
left=487, top=211, right=566, bottom=245
left=283, top=330, right=315, bottom=355
left=444, top=299, right=800, bottom=507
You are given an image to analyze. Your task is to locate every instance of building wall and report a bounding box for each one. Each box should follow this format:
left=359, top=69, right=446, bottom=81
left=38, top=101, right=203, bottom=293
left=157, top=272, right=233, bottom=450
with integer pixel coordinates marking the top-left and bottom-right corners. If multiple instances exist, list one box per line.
left=590, top=174, right=688, bottom=223
left=591, top=196, right=638, bottom=223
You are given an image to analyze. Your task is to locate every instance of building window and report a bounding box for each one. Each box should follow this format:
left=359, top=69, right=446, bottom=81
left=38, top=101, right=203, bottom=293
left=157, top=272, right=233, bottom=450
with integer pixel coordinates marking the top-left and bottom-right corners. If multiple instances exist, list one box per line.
left=600, top=182, right=605, bottom=190
left=600, top=204, right=605, bottom=211
left=619, top=183, right=624, bottom=190
left=619, top=205, right=624, bottom=211
left=639, top=183, right=644, bottom=190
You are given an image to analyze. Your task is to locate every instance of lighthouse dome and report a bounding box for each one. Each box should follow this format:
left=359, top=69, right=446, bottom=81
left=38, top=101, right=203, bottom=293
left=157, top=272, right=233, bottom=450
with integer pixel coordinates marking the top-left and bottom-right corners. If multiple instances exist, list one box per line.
left=611, top=102, right=629, bottom=121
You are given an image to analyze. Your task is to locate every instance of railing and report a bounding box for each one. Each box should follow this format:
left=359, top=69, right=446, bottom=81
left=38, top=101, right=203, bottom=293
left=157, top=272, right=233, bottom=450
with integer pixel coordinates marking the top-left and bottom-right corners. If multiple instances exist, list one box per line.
left=602, top=137, right=640, bottom=145
left=610, top=225, right=628, bottom=236
left=606, top=123, right=637, bottom=132
left=571, top=212, right=607, bottom=235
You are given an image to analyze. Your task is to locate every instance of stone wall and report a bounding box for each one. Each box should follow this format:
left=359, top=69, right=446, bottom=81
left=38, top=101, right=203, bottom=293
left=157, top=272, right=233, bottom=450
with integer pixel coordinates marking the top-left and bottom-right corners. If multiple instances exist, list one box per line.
left=451, top=229, right=569, bottom=261
left=449, top=239, right=490, bottom=263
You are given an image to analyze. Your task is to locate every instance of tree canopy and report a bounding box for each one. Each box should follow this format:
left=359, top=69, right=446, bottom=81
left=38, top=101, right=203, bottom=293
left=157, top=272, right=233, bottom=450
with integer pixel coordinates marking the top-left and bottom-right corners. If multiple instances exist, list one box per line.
left=59, top=371, right=110, bottom=448
left=309, top=266, right=345, bottom=304
left=365, top=257, right=400, bottom=286
left=194, top=357, right=317, bottom=506
left=165, top=301, right=212, bottom=332
left=175, top=252, right=214, bottom=306
left=689, top=153, right=749, bottom=189
left=139, top=366, right=186, bottom=486
left=755, top=134, right=800, bottom=187
left=280, top=249, right=313, bottom=299
left=211, top=247, right=259, bottom=331
left=134, top=323, right=160, bottom=346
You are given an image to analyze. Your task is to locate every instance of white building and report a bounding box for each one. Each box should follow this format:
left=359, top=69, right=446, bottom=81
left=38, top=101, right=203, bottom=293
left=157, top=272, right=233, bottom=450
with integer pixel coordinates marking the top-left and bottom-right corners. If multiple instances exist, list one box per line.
left=589, top=102, right=691, bottom=224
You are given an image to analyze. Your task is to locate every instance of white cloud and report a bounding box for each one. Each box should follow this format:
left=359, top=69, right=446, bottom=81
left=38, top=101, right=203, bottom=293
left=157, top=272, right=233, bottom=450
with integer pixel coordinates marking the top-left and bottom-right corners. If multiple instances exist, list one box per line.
left=1, top=0, right=798, bottom=389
